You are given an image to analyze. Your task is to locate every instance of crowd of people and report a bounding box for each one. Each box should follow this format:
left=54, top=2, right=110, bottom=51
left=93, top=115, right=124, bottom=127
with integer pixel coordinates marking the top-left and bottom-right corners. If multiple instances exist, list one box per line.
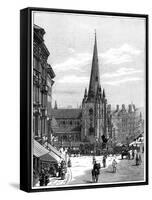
left=38, top=159, right=70, bottom=186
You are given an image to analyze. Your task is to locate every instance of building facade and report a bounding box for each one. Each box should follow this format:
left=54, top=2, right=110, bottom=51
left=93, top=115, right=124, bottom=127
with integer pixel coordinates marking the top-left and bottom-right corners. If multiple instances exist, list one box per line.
left=111, top=104, right=144, bottom=145
left=33, top=24, right=55, bottom=144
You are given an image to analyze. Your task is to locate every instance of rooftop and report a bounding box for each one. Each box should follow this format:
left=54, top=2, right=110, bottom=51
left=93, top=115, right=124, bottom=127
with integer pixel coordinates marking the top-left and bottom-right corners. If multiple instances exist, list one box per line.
left=52, top=109, right=82, bottom=119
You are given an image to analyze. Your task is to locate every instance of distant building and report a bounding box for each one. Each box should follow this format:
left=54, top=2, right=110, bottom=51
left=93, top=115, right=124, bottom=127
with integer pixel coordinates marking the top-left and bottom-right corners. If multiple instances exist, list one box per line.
left=33, top=24, right=55, bottom=144
left=52, top=109, right=82, bottom=148
left=111, top=104, right=144, bottom=145
left=51, top=33, right=111, bottom=150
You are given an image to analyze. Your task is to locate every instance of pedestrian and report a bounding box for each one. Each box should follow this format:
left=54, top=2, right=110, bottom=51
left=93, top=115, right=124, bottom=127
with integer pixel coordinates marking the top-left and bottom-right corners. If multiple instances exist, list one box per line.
left=92, top=161, right=100, bottom=182
left=129, top=150, right=132, bottom=160
left=39, top=169, right=45, bottom=186
left=68, top=158, right=72, bottom=167
left=102, top=155, right=106, bottom=168
left=136, top=152, right=142, bottom=166
left=58, top=163, right=61, bottom=177
left=92, top=155, right=96, bottom=165
left=132, top=149, right=135, bottom=160
left=142, top=146, right=144, bottom=153
left=139, top=153, right=142, bottom=165
left=135, top=152, right=140, bottom=165
left=128, top=151, right=130, bottom=160
left=44, top=170, right=50, bottom=186
left=112, top=158, right=117, bottom=173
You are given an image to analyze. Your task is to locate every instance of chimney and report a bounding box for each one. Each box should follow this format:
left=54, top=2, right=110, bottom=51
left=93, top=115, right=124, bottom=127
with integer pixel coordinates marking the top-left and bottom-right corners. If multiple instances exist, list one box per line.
left=122, top=104, right=125, bottom=111
left=116, top=105, right=119, bottom=112
left=128, top=104, right=132, bottom=112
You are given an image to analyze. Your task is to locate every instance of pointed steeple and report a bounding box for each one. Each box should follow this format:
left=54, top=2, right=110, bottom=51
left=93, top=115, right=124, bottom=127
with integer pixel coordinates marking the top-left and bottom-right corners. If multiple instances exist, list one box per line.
left=84, top=88, right=87, bottom=98
left=103, top=88, right=105, bottom=98
left=87, top=31, right=100, bottom=102
left=82, top=88, right=87, bottom=103
left=54, top=100, right=58, bottom=109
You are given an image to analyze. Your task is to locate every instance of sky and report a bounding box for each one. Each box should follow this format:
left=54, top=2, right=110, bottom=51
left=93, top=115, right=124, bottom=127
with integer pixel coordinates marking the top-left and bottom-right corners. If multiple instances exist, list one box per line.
left=33, top=11, right=146, bottom=109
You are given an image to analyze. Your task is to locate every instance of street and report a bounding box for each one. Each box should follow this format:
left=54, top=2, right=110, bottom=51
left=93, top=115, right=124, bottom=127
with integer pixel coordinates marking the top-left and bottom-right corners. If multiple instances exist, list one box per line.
left=68, top=154, right=144, bottom=185
left=35, top=153, right=144, bottom=187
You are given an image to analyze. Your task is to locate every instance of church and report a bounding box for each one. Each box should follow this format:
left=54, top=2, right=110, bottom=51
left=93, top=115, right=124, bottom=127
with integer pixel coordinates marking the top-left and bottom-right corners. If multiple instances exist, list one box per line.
left=51, top=33, right=110, bottom=151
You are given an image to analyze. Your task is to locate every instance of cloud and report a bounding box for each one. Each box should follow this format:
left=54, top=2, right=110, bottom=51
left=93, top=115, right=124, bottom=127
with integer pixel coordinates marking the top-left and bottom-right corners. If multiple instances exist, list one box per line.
left=58, top=75, right=89, bottom=84
left=102, top=67, right=142, bottom=78
left=68, top=48, right=75, bottom=54
left=53, top=44, right=141, bottom=74
left=103, top=77, right=142, bottom=86
left=100, top=44, right=141, bottom=65
left=53, top=52, right=91, bottom=72
left=55, top=90, right=79, bottom=95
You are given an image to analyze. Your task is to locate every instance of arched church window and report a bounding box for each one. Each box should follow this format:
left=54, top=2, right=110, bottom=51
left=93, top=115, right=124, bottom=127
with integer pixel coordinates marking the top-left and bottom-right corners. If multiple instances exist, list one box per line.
left=63, top=135, right=67, bottom=141
left=89, top=108, right=93, bottom=115
left=89, top=127, right=94, bottom=135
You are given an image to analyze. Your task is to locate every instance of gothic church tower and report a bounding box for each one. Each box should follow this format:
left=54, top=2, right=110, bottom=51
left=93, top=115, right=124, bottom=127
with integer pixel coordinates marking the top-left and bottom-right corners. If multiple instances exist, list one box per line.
left=81, top=32, right=107, bottom=144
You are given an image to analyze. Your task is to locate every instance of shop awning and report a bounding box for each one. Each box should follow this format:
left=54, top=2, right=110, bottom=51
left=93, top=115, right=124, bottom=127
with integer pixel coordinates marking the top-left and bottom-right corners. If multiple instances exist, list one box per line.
left=33, top=140, right=60, bottom=163
left=40, top=151, right=60, bottom=163
left=40, top=153, right=58, bottom=163
left=33, top=140, right=49, bottom=157
left=44, top=142, right=65, bottom=160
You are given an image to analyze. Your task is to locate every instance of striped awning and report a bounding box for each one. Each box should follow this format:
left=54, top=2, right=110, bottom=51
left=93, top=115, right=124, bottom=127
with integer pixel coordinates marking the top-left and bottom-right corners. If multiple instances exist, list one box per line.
left=33, top=140, right=49, bottom=157
left=33, top=140, right=61, bottom=163
left=40, top=153, right=58, bottom=163
left=44, top=142, right=65, bottom=160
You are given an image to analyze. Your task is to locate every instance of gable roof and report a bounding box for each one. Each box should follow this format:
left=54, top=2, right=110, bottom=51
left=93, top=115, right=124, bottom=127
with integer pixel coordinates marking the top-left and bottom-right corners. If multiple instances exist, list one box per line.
left=52, top=109, right=82, bottom=119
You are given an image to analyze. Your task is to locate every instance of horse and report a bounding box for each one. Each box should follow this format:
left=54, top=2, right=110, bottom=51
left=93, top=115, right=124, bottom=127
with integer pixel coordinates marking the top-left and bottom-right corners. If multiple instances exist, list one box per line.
left=92, top=167, right=100, bottom=183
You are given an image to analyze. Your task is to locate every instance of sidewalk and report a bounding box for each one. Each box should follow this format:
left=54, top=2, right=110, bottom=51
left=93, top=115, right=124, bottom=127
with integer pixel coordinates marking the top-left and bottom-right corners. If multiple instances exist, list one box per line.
left=35, top=168, right=72, bottom=187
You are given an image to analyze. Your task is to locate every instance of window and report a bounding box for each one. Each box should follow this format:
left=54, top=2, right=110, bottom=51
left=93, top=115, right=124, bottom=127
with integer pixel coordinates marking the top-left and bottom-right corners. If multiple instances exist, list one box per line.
left=89, top=108, right=93, bottom=115
left=89, top=127, right=94, bottom=135
left=33, top=57, right=39, bottom=71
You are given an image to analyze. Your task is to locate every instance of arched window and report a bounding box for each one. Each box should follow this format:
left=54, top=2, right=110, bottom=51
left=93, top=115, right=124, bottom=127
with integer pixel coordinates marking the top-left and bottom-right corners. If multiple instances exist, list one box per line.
left=89, top=127, right=94, bottom=135
left=63, top=135, right=67, bottom=141
left=89, top=108, right=93, bottom=115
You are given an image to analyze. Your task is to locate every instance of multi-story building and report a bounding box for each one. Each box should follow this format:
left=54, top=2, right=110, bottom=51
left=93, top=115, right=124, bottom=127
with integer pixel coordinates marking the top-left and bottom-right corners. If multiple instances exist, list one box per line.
left=111, top=104, right=144, bottom=145
left=33, top=24, right=55, bottom=144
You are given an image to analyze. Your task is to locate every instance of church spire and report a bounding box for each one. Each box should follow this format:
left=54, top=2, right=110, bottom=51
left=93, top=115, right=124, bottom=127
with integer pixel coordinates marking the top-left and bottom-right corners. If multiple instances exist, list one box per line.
left=103, top=89, right=105, bottom=98
left=84, top=88, right=87, bottom=98
left=54, top=100, right=58, bottom=109
left=87, top=31, right=100, bottom=102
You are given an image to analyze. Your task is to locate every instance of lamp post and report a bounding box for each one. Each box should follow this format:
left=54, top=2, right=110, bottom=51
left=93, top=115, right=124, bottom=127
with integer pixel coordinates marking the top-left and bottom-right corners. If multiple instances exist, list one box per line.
left=94, top=136, right=98, bottom=155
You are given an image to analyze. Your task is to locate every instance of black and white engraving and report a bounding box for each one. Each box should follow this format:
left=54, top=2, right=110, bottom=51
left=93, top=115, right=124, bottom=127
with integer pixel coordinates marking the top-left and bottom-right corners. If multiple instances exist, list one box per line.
left=32, top=11, right=146, bottom=188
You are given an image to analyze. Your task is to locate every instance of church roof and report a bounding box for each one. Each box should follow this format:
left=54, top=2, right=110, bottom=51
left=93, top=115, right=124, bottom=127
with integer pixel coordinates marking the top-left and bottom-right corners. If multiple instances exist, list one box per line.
left=52, top=109, right=82, bottom=119
left=51, top=114, right=81, bottom=134
left=53, top=126, right=81, bottom=134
